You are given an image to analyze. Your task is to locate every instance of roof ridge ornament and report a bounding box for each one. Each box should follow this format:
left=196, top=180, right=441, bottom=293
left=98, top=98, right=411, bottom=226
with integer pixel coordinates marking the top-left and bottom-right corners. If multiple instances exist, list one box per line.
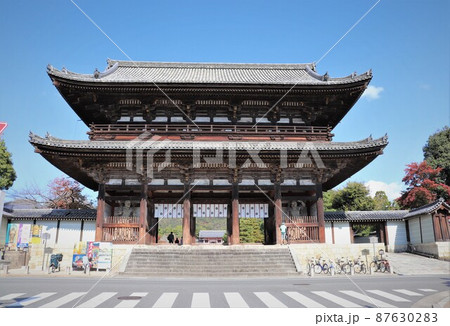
left=47, top=64, right=54, bottom=72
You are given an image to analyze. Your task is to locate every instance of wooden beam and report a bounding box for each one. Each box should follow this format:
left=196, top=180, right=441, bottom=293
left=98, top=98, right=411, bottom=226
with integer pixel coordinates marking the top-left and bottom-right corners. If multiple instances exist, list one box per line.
left=95, top=183, right=105, bottom=242
left=316, top=184, right=326, bottom=243
left=274, top=182, right=282, bottom=245
left=230, top=182, right=240, bottom=245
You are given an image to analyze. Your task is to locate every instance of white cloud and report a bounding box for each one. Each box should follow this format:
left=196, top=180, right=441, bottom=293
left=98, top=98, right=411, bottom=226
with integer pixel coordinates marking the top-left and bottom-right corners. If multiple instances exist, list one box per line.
left=362, top=85, right=384, bottom=100
left=419, top=83, right=431, bottom=90
left=365, top=180, right=404, bottom=201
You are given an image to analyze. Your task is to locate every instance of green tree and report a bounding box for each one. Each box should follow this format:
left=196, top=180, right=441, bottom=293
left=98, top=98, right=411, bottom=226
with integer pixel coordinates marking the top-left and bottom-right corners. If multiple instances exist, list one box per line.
left=332, top=182, right=375, bottom=211
left=423, top=126, right=450, bottom=185
left=323, top=189, right=337, bottom=211
left=239, top=218, right=264, bottom=243
left=0, top=139, right=16, bottom=190
left=373, top=191, right=392, bottom=210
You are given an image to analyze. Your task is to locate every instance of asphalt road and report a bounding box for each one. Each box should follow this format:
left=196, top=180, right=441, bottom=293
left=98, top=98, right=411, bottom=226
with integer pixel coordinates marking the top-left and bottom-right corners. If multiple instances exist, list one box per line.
left=0, top=274, right=448, bottom=308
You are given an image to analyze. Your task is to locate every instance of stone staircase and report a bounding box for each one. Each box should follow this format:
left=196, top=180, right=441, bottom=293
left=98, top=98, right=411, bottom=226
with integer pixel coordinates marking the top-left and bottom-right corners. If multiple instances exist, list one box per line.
left=121, top=245, right=299, bottom=278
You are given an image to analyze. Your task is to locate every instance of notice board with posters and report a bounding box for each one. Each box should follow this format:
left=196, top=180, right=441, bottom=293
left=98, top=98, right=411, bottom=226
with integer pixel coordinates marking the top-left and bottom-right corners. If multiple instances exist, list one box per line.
left=72, top=241, right=113, bottom=270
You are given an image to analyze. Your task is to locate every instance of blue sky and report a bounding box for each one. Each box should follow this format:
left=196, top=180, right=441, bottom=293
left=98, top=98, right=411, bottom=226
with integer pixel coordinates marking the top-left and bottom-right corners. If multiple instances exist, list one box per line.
left=0, top=0, right=449, bottom=201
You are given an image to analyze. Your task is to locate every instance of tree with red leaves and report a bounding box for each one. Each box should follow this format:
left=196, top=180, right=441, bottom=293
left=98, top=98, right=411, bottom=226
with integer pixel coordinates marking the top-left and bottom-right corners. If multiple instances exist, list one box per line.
left=13, top=176, right=93, bottom=209
left=396, top=161, right=450, bottom=209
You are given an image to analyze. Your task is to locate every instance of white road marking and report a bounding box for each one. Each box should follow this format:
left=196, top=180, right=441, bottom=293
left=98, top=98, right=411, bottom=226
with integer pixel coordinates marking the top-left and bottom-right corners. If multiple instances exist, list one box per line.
left=419, top=289, right=437, bottom=292
left=393, top=289, right=423, bottom=296
left=367, top=290, right=410, bottom=302
left=191, top=293, right=210, bottom=308
left=76, top=292, right=117, bottom=308
left=283, top=291, right=325, bottom=308
left=153, top=293, right=178, bottom=308
left=0, top=293, right=25, bottom=301
left=115, top=292, right=148, bottom=308
left=254, top=292, right=287, bottom=308
left=41, top=292, right=87, bottom=308
left=312, top=291, right=362, bottom=308
left=340, top=290, right=396, bottom=308
left=224, top=292, right=249, bottom=308
left=6, top=292, right=56, bottom=308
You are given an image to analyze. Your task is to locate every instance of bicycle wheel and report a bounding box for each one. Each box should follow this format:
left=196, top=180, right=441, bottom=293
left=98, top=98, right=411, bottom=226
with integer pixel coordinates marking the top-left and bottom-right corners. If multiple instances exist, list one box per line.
left=379, top=263, right=386, bottom=273
left=370, top=261, right=378, bottom=272
left=354, top=264, right=361, bottom=274
left=314, top=264, right=322, bottom=274
left=361, top=263, right=367, bottom=274
left=335, top=264, right=342, bottom=274
left=323, top=264, right=329, bottom=274
left=342, top=264, right=351, bottom=275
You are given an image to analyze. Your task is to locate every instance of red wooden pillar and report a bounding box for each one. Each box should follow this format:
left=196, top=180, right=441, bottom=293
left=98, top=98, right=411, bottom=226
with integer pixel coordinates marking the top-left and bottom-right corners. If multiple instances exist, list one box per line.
left=182, top=182, right=192, bottom=245
left=139, top=181, right=148, bottom=244
left=230, top=182, right=240, bottom=245
left=274, top=182, right=282, bottom=244
left=148, top=197, right=158, bottom=244
left=95, top=183, right=105, bottom=242
left=316, top=184, right=326, bottom=243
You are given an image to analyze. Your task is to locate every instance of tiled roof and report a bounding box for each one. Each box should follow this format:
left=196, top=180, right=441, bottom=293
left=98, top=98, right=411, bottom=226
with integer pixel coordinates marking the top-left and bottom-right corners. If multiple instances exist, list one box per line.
left=8, top=209, right=96, bottom=220
left=198, top=230, right=226, bottom=238
left=325, top=210, right=408, bottom=222
left=47, top=59, right=372, bottom=86
left=404, top=198, right=450, bottom=218
left=29, top=133, right=388, bottom=152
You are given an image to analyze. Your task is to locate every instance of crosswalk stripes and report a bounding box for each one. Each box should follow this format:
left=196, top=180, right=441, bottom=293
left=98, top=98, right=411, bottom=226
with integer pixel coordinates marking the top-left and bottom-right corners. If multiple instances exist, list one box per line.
left=41, top=292, right=87, bottom=308
left=312, top=291, right=363, bottom=308
left=115, top=292, right=148, bottom=308
left=191, top=293, right=210, bottom=308
left=340, top=290, right=396, bottom=308
left=0, top=288, right=440, bottom=308
left=366, top=290, right=410, bottom=302
left=152, top=293, right=178, bottom=308
left=76, top=292, right=117, bottom=308
left=0, top=293, right=25, bottom=300
left=393, top=289, right=423, bottom=296
left=283, top=291, right=325, bottom=308
left=254, top=292, right=287, bottom=308
left=5, top=292, right=56, bottom=308
left=224, top=292, right=249, bottom=308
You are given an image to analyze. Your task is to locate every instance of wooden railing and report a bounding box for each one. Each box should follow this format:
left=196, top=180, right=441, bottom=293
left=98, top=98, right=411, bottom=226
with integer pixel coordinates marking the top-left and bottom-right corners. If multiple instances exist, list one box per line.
left=88, top=123, right=332, bottom=140
left=284, top=215, right=320, bottom=243
left=103, top=216, right=139, bottom=225
left=284, top=215, right=318, bottom=224
left=102, top=227, right=139, bottom=243
left=286, top=226, right=319, bottom=243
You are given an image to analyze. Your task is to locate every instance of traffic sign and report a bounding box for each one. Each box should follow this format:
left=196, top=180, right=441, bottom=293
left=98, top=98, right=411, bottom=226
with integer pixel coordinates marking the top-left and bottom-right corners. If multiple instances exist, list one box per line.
left=0, top=122, right=7, bottom=135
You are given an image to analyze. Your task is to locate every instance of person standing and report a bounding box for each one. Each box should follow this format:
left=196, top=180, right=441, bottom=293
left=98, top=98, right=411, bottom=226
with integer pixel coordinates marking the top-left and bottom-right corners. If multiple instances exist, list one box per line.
left=167, top=232, right=175, bottom=244
left=279, top=222, right=287, bottom=245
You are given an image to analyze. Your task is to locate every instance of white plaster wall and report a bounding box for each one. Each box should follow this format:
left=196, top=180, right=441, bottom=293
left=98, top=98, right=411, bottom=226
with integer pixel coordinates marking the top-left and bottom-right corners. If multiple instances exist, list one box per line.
left=82, top=221, right=96, bottom=241
left=421, top=215, right=435, bottom=243
left=333, top=221, right=351, bottom=244
left=39, top=221, right=58, bottom=247
left=409, top=218, right=422, bottom=244
left=324, top=222, right=333, bottom=244
left=57, top=221, right=82, bottom=246
left=387, top=221, right=408, bottom=252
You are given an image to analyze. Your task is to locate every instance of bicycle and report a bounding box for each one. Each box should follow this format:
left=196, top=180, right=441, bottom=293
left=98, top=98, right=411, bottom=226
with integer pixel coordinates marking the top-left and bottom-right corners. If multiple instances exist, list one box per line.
left=335, top=257, right=351, bottom=275
left=314, top=257, right=329, bottom=274
left=353, top=256, right=367, bottom=274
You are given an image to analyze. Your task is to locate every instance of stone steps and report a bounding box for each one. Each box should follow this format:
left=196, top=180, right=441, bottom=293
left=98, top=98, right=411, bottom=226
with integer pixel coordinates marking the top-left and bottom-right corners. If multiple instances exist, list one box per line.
left=122, top=246, right=299, bottom=278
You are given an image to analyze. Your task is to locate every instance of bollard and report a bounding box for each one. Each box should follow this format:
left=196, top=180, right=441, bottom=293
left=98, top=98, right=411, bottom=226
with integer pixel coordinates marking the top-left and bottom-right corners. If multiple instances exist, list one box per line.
left=330, top=266, right=335, bottom=276
left=350, top=265, right=354, bottom=276
left=26, top=266, right=30, bottom=275
left=87, top=266, right=90, bottom=276
left=389, top=264, right=394, bottom=274
left=309, top=264, right=314, bottom=277
left=65, top=266, right=71, bottom=275
left=4, top=265, right=8, bottom=275
left=369, top=265, right=374, bottom=275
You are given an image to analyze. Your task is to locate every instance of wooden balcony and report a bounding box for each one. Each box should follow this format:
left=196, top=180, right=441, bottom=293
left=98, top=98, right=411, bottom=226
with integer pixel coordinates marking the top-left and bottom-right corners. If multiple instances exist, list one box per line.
left=88, top=123, right=333, bottom=141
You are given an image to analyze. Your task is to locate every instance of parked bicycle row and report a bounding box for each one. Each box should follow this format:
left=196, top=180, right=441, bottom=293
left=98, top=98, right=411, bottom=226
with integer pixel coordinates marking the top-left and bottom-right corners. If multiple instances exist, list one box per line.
left=306, top=255, right=391, bottom=276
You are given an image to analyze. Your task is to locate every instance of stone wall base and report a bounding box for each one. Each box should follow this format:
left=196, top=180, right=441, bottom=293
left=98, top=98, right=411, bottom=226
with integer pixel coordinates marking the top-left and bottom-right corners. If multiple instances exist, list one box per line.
left=289, top=243, right=386, bottom=273
left=413, top=242, right=450, bottom=260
